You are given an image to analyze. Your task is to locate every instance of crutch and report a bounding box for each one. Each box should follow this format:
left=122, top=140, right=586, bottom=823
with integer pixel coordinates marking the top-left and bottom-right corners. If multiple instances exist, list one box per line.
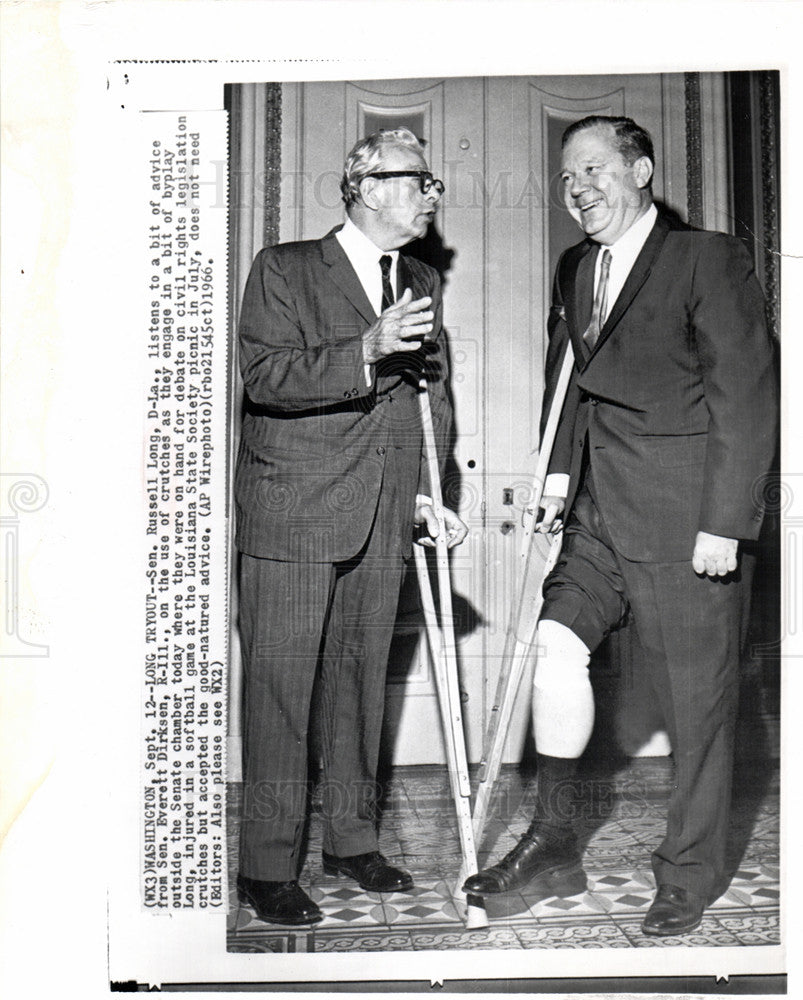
left=413, top=380, right=488, bottom=930
left=472, top=339, right=576, bottom=849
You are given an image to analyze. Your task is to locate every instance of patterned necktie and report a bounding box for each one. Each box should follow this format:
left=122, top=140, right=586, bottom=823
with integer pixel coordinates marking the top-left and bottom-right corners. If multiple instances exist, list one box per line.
left=583, top=248, right=612, bottom=351
left=379, top=255, right=395, bottom=312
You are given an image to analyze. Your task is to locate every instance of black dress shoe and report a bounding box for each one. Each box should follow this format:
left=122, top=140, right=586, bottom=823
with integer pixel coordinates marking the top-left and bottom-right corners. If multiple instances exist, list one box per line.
left=462, top=826, right=586, bottom=897
left=322, top=850, right=413, bottom=893
left=237, top=874, right=323, bottom=926
left=641, top=884, right=705, bottom=936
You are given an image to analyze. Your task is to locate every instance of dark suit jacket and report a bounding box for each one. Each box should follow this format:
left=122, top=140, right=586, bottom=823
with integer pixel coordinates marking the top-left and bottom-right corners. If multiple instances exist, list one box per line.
left=542, top=211, right=777, bottom=563
left=235, top=227, right=451, bottom=563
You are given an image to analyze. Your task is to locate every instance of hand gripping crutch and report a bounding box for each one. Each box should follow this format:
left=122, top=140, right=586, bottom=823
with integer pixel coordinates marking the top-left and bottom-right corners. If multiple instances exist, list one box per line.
left=413, top=380, right=488, bottom=929
left=472, top=339, right=576, bottom=850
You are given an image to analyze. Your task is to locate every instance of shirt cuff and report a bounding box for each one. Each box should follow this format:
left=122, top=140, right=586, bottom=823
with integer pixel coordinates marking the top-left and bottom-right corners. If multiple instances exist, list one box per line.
left=543, top=474, right=569, bottom=498
left=416, top=494, right=432, bottom=507
left=364, top=363, right=373, bottom=388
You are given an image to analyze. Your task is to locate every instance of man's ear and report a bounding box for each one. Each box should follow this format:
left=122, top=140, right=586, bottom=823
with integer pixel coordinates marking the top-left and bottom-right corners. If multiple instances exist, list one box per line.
left=359, top=176, right=382, bottom=211
left=633, top=155, right=654, bottom=190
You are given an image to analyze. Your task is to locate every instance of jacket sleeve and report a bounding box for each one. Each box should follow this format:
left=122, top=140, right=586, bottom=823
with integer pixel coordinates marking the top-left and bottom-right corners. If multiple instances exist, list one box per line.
left=542, top=256, right=581, bottom=481
left=417, top=275, right=453, bottom=501
left=692, top=234, right=777, bottom=539
left=238, top=247, right=369, bottom=410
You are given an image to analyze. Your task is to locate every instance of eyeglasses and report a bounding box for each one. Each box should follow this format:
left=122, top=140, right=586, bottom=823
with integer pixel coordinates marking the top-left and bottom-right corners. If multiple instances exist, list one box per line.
left=367, top=171, right=445, bottom=195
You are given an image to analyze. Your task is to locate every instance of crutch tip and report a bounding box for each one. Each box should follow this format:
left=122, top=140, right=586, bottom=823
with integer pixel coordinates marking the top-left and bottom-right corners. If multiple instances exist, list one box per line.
left=464, top=894, right=489, bottom=929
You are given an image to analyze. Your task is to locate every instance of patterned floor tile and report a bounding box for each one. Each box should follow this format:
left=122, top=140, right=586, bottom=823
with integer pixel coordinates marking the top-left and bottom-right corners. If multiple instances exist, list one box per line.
left=227, top=750, right=780, bottom=954
left=400, top=856, right=459, bottom=878
left=381, top=881, right=463, bottom=925
left=613, top=913, right=745, bottom=948
left=515, top=919, right=633, bottom=948
left=716, top=912, right=781, bottom=946
left=581, top=847, right=649, bottom=868
left=410, top=926, right=523, bottom=950
left=307, top=885, right=387, bottom=925
left=584, top=829, right=647, bottom=851
left=228, top=937, right=299, bottom=953
left=398, top=834, right=461, bottom=856
left=310, top=930, right=415, bottom=952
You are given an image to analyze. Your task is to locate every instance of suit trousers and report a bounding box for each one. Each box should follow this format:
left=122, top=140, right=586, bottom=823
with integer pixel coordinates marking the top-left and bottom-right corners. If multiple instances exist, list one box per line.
left=238, top=489, right=406, bottom=881
left=541, top=479, right=751, bottom=902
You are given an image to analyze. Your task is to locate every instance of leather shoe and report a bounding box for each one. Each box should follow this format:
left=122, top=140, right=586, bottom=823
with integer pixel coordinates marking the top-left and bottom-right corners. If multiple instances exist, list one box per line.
left=642, top=884, right=705, bottom=936
left=322, top=850, right=413, bottom=893
left=237, top=874, right=323, bottom=926
left=462, top=826, right=586, bottom=897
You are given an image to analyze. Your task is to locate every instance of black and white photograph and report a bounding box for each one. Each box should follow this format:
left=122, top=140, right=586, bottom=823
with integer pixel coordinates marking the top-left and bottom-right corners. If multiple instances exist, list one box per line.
left=223, top=69, right=781, bottom=962
left=1, top=2, right=800, bottom=996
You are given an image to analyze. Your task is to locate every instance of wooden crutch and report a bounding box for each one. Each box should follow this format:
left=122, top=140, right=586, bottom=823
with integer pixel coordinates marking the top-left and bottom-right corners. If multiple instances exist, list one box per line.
left=472, top=339, right=576, bottom=849
left=413, top=381, right=488, bottom=930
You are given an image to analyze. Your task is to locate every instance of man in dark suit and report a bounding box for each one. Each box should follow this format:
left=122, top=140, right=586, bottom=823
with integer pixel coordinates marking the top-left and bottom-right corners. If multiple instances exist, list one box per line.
left=236, top=127, right=467, bottom=925
left=464, top=116, right=777, bottom=936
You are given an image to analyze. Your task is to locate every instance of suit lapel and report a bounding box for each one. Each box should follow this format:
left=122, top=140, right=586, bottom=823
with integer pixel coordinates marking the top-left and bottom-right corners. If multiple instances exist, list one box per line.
left=586, top=214, right=670, bottom=361
left=564, top=241, right=597, bottom=361
left=397, top=253, right=426, bottom=301
left=320, top=229, right=377, bottom=325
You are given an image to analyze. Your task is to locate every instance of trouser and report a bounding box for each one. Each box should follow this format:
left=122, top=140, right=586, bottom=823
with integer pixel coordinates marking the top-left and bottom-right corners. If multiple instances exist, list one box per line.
left=540, top=482, right=751, bottom=902
left=238, top=525, right=405, bottom=881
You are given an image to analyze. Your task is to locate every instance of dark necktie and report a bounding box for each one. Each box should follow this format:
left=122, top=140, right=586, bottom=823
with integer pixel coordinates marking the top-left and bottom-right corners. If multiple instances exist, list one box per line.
left=379, top=254, right=395, bottom=312
left=583, top=248, right=612, bottom=351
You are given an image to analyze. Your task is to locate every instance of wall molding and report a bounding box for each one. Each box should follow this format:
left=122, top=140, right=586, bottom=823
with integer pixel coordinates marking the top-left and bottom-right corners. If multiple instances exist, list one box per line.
left=684, top=72, right=704, bottom=228
left=262, top=83, right=282, bottom=248
left=759, top=71, right=780, bottom=341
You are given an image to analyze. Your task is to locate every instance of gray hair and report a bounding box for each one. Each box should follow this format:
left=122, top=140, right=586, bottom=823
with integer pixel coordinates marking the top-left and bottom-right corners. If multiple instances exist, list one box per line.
left=340, top=127, right=426, bottom=207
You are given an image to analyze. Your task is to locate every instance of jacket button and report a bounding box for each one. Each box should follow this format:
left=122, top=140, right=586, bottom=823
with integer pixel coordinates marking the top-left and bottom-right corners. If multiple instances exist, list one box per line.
left=590, top=398, right=598, bottom=406
left=376, top=446, right=386, bottom=456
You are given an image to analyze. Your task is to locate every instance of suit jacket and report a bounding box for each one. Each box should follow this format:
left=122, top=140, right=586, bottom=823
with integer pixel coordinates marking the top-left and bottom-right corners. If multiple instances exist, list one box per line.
left=542, top=211, right=777, bottom=563
left=235, top=227, right=451, bottom=562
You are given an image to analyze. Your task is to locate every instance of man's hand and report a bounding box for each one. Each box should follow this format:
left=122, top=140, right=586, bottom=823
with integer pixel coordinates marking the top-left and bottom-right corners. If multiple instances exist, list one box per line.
left=692, top=531, right=738, bottom=576
left=363, top=288, right=434, bottom=364
left=414, top=503, right=468, bottom=549
left=535, top=495, right=565, bottom=534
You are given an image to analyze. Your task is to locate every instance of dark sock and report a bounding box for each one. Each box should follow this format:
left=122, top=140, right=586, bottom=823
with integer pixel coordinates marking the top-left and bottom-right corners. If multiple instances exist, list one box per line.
left=531, top=752, right=581, bottom=838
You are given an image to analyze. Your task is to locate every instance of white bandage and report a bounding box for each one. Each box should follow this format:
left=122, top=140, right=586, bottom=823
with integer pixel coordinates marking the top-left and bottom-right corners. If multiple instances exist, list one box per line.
left=532, top=619, right=594, bottom=757
left=533, top=619, right=591, bottom=693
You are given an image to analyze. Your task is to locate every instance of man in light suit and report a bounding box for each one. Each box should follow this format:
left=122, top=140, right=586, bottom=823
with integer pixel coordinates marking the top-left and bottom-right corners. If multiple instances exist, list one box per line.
left=236, top=128, right=467, bottom=925
left=464, top=116, right=777, bottom=936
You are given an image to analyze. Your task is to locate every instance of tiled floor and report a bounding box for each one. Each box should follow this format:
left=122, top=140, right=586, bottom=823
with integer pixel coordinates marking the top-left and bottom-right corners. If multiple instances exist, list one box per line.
left=227, top=738, right=780, bottom=953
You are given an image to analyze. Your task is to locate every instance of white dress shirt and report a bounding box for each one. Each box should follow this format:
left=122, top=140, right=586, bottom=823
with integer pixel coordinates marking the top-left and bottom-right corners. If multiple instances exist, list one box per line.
left=592, top=202, right=658, bottom=322
left=336, top=216, right=399, bottom=388
left=544, top=203, right=658, bottom=501
left=336, top=218, right=431, bottom=510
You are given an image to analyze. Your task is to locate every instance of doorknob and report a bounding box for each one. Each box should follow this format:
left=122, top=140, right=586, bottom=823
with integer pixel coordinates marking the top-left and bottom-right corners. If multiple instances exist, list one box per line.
left=500, top=521, right=515, bottom=535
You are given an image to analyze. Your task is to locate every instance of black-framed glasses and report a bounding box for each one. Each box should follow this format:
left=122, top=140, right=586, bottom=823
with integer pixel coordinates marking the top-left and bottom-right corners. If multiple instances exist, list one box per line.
left=367, top=170, right=445, bottom=195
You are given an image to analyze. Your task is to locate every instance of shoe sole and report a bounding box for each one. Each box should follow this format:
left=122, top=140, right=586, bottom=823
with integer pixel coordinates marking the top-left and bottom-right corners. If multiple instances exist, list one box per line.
left=237, top=886, right=324, bottom=926
left=322, top=862, right=414, bottom=893
left=464, top=862, right=588, bottom=898
left=641, top=914, right=703, bottom=937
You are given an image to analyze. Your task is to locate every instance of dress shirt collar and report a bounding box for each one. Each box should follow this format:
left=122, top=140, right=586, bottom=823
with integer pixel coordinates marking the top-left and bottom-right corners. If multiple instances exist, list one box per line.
left=337, top=216, right=399, bottom=272
left=592, top=203, right=658, bottom=316
left=599, top=202, right=658, bottom=260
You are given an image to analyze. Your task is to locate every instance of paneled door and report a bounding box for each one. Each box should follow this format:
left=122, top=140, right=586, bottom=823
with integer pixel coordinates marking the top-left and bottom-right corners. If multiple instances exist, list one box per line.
left=276, top=73, right=723, bottom=764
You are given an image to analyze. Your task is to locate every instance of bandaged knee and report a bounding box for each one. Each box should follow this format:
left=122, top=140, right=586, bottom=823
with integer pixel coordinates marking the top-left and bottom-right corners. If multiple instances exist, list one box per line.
left=533, top=619, right=591, bottom=693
